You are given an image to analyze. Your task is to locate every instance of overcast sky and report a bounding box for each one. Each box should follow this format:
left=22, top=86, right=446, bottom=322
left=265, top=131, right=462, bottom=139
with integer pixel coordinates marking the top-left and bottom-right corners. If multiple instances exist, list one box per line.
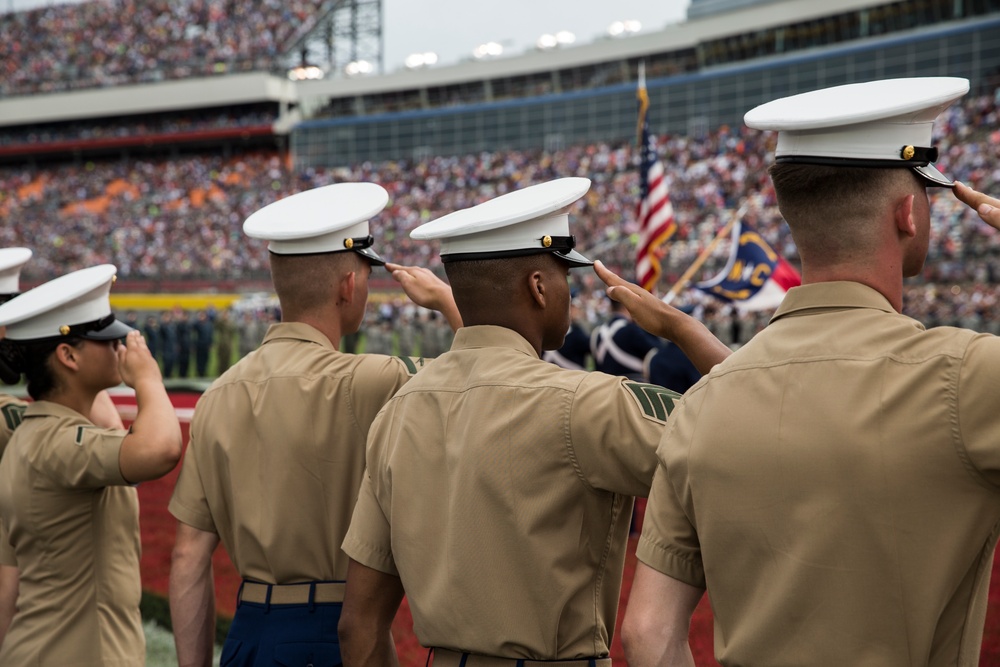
left=4, top=0, right=691, bottom=71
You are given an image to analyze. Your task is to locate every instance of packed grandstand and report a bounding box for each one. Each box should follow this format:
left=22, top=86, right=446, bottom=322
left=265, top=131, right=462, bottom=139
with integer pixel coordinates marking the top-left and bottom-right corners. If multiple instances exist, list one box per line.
left=1, top=0, right=999, bottom=342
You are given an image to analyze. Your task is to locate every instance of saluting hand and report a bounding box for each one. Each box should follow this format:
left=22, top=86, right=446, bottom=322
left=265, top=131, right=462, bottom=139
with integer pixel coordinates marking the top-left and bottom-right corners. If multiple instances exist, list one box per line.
left=954, top=181, right=1000, bottom=230
left=386, top=262, right=462, bottom=331
left=594, top=260, right=688, bottom=341
left=386, top=263, right=449, bottom=308
left=117, top=330, right=163, bottom=389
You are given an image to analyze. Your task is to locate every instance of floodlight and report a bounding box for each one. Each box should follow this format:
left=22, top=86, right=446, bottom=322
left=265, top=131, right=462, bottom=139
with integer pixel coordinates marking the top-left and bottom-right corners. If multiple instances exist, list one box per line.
left=536, top=34, right=558, bottom=50
left=473, top=42, right=504, bottom=59
left=555, top=31, right=576, bottom=45
left=608, top=20, right=641, bottom=37
left=287, top=65, right=325, bottom=81
left=405, top=52, right=439, bottom=69
left=345, top=60, right=374, bottom=76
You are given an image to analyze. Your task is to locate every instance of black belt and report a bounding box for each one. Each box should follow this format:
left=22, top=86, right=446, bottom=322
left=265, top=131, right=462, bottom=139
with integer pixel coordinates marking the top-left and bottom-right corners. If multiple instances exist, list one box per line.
left=432, top=648, right=611, bottom=667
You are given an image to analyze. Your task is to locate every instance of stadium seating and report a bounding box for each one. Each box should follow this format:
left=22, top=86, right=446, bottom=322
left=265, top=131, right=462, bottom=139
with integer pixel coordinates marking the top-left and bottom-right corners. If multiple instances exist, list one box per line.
left=0, top=0, right=323, bottom=96
left=1, top=90, right=997, bottom=334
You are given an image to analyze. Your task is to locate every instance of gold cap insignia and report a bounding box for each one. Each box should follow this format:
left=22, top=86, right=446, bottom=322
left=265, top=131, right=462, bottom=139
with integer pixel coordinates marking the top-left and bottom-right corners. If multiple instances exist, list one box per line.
left=59, top=325, right=70, bottom=336
left=542, top=235, right=552, bottom=248
left=344, top=238, right=354, bottom=249
left=901, top=145, right=915, bottom=160
left=111, top=275, right=117, bottom=284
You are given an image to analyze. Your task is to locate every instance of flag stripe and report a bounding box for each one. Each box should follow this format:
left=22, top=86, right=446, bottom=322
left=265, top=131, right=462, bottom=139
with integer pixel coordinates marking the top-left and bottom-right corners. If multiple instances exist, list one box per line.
left=636, top=77, right=676, bottom=292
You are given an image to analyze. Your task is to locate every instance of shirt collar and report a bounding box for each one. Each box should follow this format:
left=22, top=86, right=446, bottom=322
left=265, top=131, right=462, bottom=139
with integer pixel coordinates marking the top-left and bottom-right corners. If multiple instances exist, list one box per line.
left=451, top=325, right=539, bottom=358
left=771, top=281, right=899, bottom=324
left=24, top=400, right=92, bottom=421
left=260, top=321, right=337, bottom=350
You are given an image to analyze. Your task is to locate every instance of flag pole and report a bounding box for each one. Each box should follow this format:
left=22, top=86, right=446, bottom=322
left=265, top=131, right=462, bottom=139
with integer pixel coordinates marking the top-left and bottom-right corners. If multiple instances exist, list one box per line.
left=636, top=62, right=647, bottom=145
left=662, top=201, right=749, bottom=304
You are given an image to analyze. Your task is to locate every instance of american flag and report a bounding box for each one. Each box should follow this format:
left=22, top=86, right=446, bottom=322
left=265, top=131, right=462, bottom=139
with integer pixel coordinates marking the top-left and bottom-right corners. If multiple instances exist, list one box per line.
left=635, top=64, right=677, bottom=292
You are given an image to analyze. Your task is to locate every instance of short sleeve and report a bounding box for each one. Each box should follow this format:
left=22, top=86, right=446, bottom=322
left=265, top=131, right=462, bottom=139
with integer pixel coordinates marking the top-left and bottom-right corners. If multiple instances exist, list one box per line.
left=635, top=398, right=706, bottom=589
left=33, top=425, right=128, bottom=488
left=349, top=355, right=419, bottom=433
left=342, top=474, right=397, bottom=576
left=168, top=430, right=217, bottom=533
left=958, top=335, right=1000, bottom=487
left=569, top=372, right=676, bottom=496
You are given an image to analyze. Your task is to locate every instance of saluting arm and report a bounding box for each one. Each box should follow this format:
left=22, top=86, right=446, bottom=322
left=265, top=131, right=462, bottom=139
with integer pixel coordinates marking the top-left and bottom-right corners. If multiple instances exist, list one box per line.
left=339, top=558, right=404, bottom=667
left=116, top=330, right=183, bottom=483
left=170, top=522, right=220, bottom=667
left=594, top=260, right=731, bottom=374
left=385, top=262, right=463, bottom=332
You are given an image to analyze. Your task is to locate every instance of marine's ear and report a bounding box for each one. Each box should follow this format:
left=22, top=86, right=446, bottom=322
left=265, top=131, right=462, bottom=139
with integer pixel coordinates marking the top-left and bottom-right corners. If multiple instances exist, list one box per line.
left=894, top=193, right=916, bottom=239
left=527, top=269, right=547, bottom=308
left=339, top=270, right=356, bottom=306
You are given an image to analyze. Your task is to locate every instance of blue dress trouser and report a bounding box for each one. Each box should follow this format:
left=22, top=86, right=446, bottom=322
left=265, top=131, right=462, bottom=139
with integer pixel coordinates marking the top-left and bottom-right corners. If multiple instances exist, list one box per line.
left=220, top=599, right=343, bottom=667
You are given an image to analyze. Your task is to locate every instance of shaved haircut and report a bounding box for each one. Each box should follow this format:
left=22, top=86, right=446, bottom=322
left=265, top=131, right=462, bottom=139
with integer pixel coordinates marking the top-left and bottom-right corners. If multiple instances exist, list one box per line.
left=270, top=251, right=362, bottom=316
left=445, top=254, right=554, bottom=312
left=769, top=163, right=920, bottom=265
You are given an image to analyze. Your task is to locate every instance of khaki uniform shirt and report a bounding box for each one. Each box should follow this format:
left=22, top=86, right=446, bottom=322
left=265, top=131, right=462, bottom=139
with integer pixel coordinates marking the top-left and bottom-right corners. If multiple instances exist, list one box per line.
left=0, top=401, right=141, bottom=666
left=0, top=394, right=27, bottom=566
left=169, top=322, right=422, bottom=583
left=0, top=394, right=27, bottom=458
left=344, top=325, right=678, bottom=659
left=639, top=282, right=1000, bottom=666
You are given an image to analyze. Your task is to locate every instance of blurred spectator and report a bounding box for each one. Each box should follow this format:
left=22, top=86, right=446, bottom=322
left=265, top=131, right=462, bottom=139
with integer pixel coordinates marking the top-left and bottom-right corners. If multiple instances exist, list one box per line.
left=143, top=313, right=161, bottom=361
left=175, top=309, right=192, bottom=378
left=0, top=0, right=325, bottom=96
left=159, top=310, right=178, bottom=377
left=643, top=343, right=702, bottom=394
left=192, top=309, right=214, bottom=377
left=363, top=319, right=394, bottom=355
left=590, top=298, right=662, bottom=381
left=214, top=309, right=235, bottom=375
left=0, top=90, right=995, bottom=349
left=237, top=311, right=268, bottom=358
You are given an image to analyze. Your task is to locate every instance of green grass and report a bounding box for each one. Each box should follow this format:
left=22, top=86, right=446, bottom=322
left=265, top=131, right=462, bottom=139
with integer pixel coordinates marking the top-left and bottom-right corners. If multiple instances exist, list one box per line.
left=144, top=620, right=221, bottom=666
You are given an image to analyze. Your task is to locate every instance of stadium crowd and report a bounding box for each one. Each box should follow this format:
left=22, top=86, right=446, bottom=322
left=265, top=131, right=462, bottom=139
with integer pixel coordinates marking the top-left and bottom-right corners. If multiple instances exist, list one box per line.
left=0, top=107, right=277, bottom=149
left=0, top=90, right=997, bottom=345
left=0, top=0, right=327, bottom=96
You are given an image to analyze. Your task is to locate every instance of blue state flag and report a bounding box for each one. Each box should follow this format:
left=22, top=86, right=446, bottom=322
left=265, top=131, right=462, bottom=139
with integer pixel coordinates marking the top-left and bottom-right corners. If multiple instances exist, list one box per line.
left=695, top=221, right=800, bottom=310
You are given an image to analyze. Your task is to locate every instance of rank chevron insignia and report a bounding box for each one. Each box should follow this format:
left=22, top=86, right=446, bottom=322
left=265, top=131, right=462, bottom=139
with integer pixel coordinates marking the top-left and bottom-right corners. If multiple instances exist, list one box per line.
left=1, top=403, right=25, bottom=431
left=625, top=382, right=681, bottom=421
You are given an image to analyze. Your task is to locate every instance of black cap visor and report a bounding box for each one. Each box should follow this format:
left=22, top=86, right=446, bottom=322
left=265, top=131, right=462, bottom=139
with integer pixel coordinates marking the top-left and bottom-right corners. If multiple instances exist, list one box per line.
left=355, top=246, right=386, bottom=267
left=913, top=163, right=954, bottom=188
left=78, top=315, right=135, bottom=341
left=554, top=248, right=594, bottom=268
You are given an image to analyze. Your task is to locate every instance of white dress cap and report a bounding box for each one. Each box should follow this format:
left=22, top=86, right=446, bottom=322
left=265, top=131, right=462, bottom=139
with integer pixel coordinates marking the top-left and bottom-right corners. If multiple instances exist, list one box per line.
left=411, top=177, right=593, bottom=266
left=0, top=248, right=32, bottom=296
left=744, top=77, right=969, bottom=187
left=243, top=182, right=388, bottom=264
left=0, top=264, right=133, bottom=341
